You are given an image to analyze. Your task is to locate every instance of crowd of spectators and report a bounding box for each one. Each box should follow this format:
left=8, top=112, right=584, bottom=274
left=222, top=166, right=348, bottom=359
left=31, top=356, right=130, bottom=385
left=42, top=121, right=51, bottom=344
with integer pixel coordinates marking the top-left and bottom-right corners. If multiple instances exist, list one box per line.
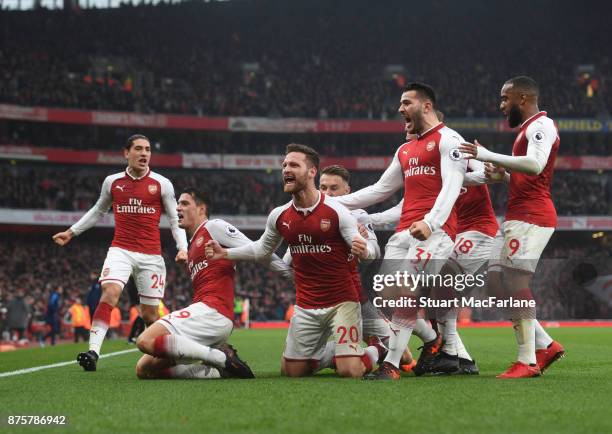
left=2, top=123, right=611, bottom=156
left=0, top=0, right=610, bottom=118
left=0, top=163, right=609, bottom=216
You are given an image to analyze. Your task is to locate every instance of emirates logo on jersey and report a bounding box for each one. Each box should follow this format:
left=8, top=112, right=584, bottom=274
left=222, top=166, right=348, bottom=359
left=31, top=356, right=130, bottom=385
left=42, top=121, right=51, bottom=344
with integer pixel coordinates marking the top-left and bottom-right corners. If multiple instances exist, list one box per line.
left=148, top=184, right=158, bottom=195
left=426, top=141, right=436, bottom=151
left=195, top=236, right=204, bottom=247
left=320, top=219, right=331, bottom=232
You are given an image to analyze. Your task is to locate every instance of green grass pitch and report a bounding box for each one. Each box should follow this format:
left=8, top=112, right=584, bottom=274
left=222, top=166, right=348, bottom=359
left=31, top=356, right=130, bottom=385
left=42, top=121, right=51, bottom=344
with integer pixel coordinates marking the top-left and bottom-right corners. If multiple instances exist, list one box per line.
left=1, top=327, right=611, bottom=434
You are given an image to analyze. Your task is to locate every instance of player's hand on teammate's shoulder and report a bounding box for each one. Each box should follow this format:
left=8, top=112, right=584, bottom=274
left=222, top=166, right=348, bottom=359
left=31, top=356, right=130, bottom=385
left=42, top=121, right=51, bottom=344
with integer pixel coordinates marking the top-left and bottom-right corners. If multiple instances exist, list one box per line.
left=175, top=250, right=188, bottom=265
left=205, top=240, right=225, bottom=260
left=351, top=235, right=368, bottom=260
left=485, top=162, right=507, bottom=183
left=459, top=139, right=486, bottom=160
left=52, top=229, right=74, bottom=246
left=409, top=221, right=431, bottom=241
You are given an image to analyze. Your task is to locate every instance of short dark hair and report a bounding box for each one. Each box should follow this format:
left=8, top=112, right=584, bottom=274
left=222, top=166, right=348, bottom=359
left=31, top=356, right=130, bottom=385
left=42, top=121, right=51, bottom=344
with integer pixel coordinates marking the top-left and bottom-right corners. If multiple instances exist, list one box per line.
left=125, top=134, right=150, bottom=150
left=505, top=76, right=539, bottom=97
left=321, top=165, right=350, bottom=184
left=181, top=187, right=211, bottom=215
left=404, top=82, right=436, bottom=107
left=285, top=143, right=320, bottom=171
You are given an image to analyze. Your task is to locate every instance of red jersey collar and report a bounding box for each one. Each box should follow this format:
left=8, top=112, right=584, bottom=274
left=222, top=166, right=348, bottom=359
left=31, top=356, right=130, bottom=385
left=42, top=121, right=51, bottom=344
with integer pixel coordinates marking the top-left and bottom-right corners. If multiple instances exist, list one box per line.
left=189, top=219, right=209, bottom=244
left=417, top=122, right=444, bottom=140
left=520, top=111, right=547, bottom=130
left=125, top=167, right=151, bottom=180
left=292, top=191, right=322, bottom=216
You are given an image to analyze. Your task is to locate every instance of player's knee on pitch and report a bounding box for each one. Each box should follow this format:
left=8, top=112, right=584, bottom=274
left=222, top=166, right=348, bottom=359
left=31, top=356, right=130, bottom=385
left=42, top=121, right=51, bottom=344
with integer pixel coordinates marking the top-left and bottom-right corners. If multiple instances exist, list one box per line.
left=100, top=282, right=122, bottom=305
left=140, top=304, right=159, bottom=325
left=281, top=359, right=313, bottom=377
left=335, top=357, right=366, bottom=378
left=135, top=357, right=153, bottom=379
left=135, top=334, right=153, bottom=354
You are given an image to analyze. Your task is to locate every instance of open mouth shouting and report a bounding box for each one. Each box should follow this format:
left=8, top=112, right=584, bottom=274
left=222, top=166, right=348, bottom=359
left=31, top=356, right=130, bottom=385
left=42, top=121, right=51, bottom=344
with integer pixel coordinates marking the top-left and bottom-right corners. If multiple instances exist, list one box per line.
left=283, top=173, right=296, bottom=188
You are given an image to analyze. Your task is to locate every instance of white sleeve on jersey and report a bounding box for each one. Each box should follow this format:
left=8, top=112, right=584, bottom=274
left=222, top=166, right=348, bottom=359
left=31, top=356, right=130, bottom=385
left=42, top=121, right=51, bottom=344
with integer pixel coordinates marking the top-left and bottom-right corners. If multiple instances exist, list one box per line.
left=462, top=158, right=488, bottom=186
left=160, top=178, right=188, bottom=252
left=207, top=219, right=292, bottom=278
left=70, top=176, right=113, bottom=236
left=423, top=133, right=467, bottom=232
left=226, top=206, right=285, bottom=262
left=335, top=148, right=404, bottom=210
left=473, top=117, right=557, bottom=176
left=282, top=249, right=292, bottom=266
left=328, top=199, right=375, bottom=260
left=351, top=209, right=380, bottom=261
left=369, top=199, right=402, bottom=229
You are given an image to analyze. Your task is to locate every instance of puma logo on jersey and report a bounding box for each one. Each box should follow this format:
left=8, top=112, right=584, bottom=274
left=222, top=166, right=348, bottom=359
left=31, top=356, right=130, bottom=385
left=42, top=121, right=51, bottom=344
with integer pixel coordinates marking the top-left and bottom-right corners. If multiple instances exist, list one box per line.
left=349, top=344, right=358, bottom=352
left=282, top=221, right=291, bottom=229
left=115, top=185, right=125, bottom=191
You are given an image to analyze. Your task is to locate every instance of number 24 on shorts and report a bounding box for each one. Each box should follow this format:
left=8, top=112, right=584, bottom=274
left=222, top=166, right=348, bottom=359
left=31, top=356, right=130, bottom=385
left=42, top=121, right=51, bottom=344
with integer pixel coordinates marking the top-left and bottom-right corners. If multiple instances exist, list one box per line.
left=151, top=274, right=165, bottom=289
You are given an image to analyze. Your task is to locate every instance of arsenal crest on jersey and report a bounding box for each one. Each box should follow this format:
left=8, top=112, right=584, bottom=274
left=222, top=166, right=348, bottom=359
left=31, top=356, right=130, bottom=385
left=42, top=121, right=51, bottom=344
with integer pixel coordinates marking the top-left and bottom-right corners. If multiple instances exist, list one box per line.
left=148, top=184, right=158, bottom=195
left=195, top=236, right=204, bottom=247
left=426, top=141, right=436, bottom=151
left=320, top=218, right=331, bottom=232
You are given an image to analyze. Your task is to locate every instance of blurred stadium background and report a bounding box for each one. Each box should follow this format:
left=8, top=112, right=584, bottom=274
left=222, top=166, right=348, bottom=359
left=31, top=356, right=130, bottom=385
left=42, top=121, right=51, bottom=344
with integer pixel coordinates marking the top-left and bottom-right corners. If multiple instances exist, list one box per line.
left=0, top=0, right=610, bottom=349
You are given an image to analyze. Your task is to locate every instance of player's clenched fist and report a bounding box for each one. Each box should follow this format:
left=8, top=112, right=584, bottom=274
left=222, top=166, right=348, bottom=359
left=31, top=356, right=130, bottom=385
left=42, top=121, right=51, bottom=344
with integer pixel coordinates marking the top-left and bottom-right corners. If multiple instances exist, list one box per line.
left=485, top=162, right=507, bottom=183
left=205, top=240, right=226, bottom=260
left=351, top=235, right=368, bottom=260
left=52, top=229, right=74, bottom=246
left=409, top=221, right=431, bottom=241
left=357, top=223, right=369, bottom=239
left=175, top=250, right=188, bottom=265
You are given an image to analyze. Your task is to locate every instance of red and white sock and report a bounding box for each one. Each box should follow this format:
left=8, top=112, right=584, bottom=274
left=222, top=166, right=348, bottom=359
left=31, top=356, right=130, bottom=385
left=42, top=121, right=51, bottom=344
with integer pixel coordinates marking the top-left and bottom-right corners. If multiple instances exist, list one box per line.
left=456, top=334, right=472, bottom=361
left=385, top=325, right=413, bottom=368
left=534, top=320, right=553, bottom=349
left=153, top=335, right=226, bottom=367
left=162, top=364, right=221, bottom=379
left=363, top=346, right=379, bottom=372
left=89, top=302, right=113, bottom=355
left=438, top=310, right=458, bottom=356
left=413, top=318, right=436, bottom=343
left=513, top=319, right=536, bottom=365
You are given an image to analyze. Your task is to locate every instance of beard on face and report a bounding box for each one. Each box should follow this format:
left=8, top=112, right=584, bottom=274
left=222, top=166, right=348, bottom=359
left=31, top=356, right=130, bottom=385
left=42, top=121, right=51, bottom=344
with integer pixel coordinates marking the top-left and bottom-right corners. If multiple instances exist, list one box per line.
left=284, top=173, right=307, bottom=194
left=408, top=107, right=425, bottom=134
left=507, top=104, right=522, bottom=128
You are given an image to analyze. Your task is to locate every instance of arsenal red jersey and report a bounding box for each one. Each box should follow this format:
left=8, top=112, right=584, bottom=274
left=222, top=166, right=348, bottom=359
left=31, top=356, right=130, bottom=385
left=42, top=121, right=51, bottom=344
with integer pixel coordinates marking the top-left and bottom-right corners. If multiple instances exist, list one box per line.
left=70, top=168, right=187, bottom=255
left=506, top=112, right=559, bottom=227
left=188, top=220, right=236, bottom=321
left=274, top=194, right=360, bottom=309
left=396, top=123, right=464, bottom=239
left=456, top=184, right=499, bottom=237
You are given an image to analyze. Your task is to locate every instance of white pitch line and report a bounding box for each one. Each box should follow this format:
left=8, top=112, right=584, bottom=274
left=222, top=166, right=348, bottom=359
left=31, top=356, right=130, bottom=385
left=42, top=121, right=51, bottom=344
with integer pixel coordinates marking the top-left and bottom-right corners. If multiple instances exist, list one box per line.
left=0, top=348, right=139, bottom=378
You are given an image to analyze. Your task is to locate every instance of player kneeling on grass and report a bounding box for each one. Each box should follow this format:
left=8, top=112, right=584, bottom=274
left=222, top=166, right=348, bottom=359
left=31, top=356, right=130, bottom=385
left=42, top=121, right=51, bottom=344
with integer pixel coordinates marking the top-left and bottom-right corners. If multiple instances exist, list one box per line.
left=206, top=144, right=383, bottom=378
left=135, top=188, right=291, bottom=379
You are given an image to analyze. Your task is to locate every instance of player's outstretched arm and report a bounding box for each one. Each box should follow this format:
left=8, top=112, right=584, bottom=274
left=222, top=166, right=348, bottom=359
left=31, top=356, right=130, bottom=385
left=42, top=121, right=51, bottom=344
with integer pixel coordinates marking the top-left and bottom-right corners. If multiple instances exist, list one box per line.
left=205, top=219, right=292, bottom=278
left=54, top=176, right=113, bottom=245
left=417, top=135, right=468, bottom=240
left=206, top=209, right=283, bottom=262
left=369, top=200, right=402, bottom=230
left=459, top=118, right=556, bottom=176
left=335, top=149, right=404, bottom=210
